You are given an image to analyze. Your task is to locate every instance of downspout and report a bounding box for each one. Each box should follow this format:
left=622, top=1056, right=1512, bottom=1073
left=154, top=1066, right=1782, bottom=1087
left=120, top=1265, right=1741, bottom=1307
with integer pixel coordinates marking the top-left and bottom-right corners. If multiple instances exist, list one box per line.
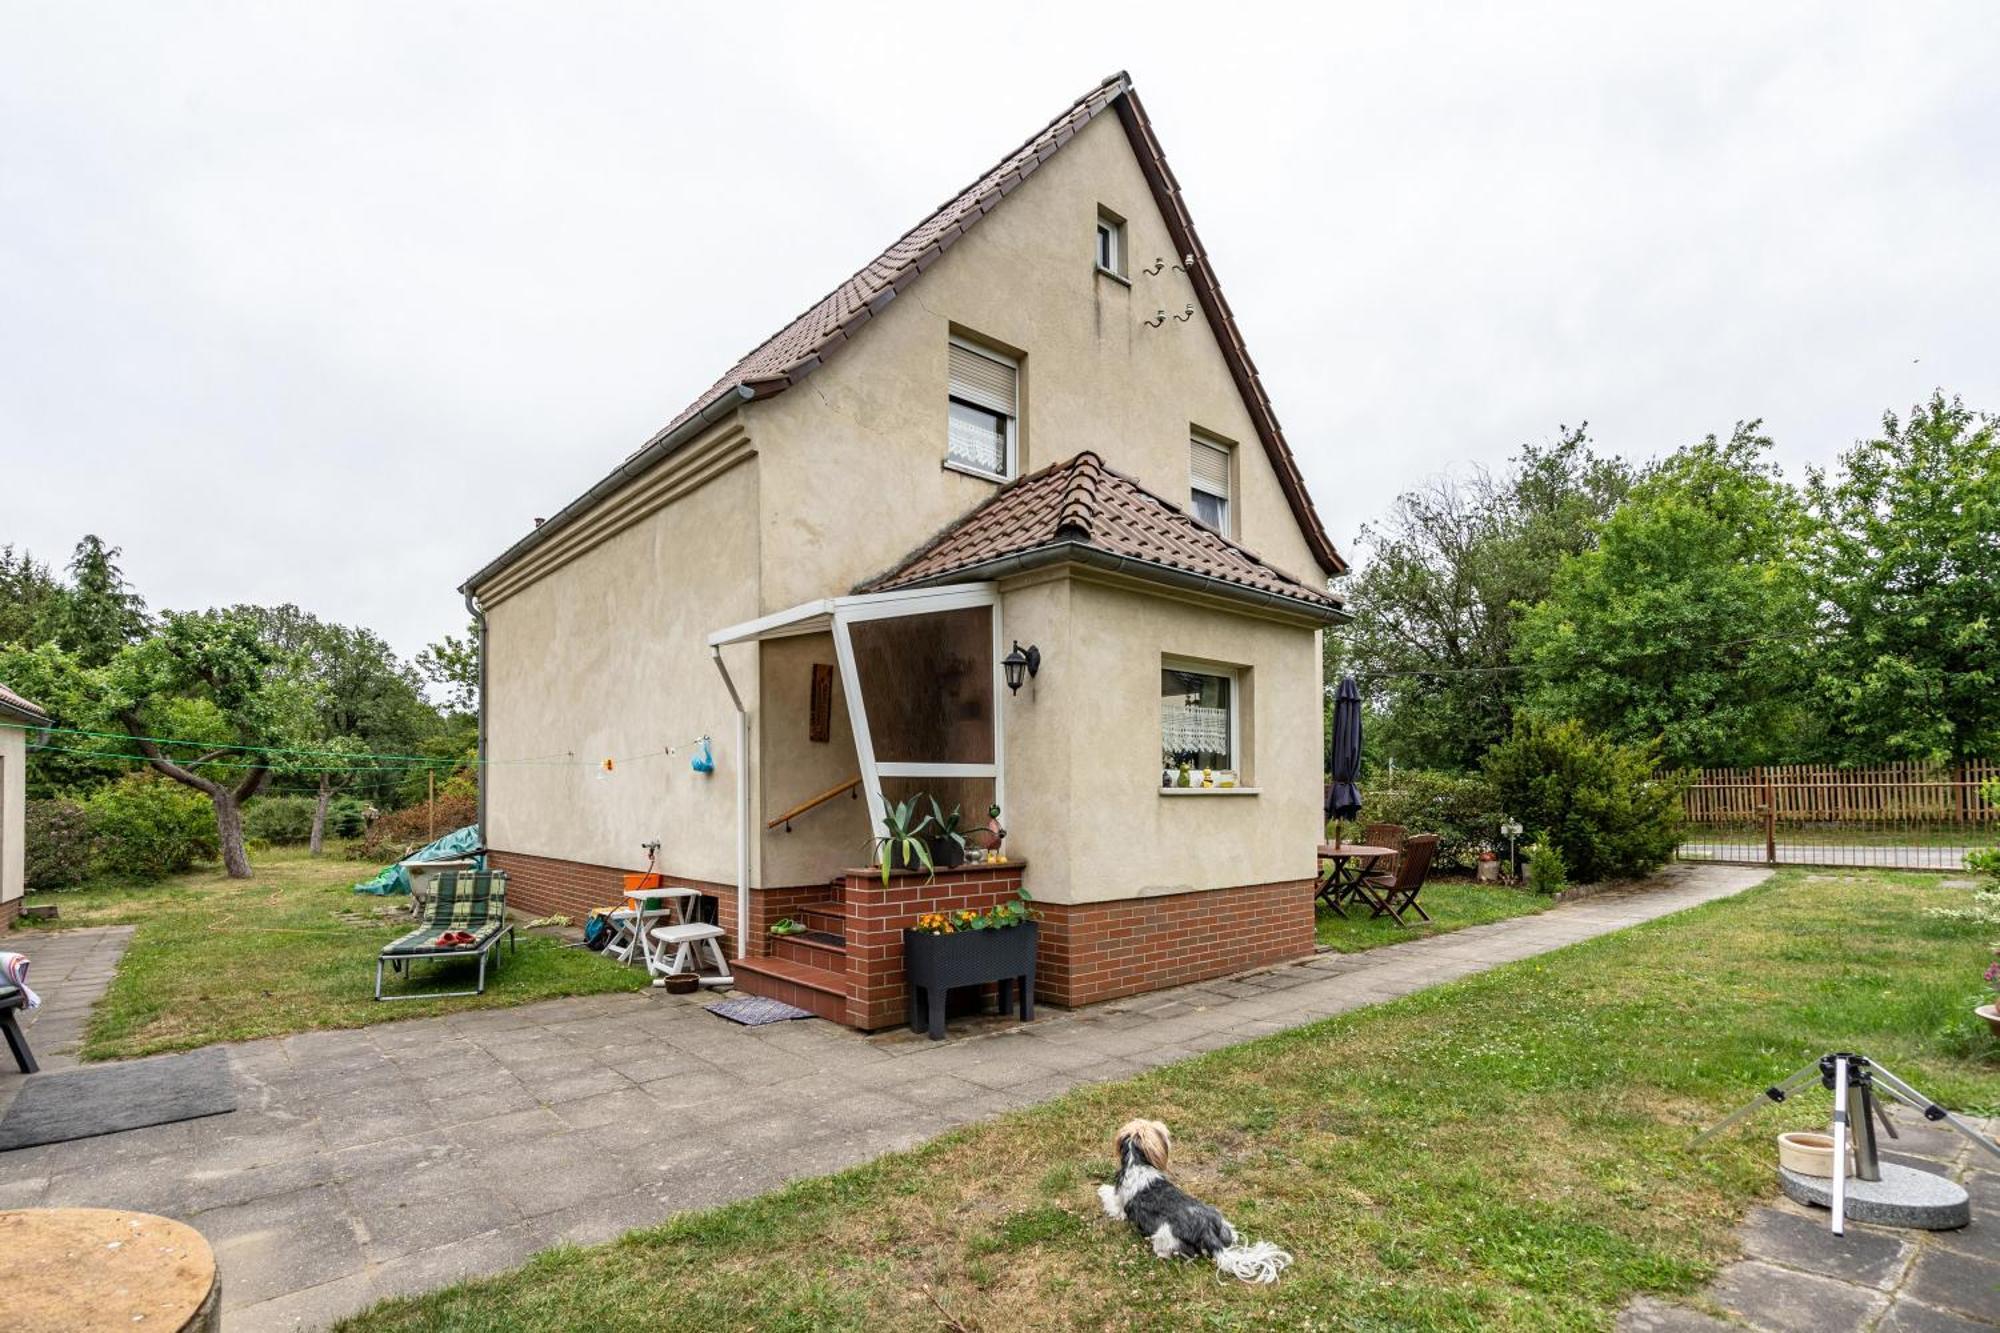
left=463, top=590, right=489, bottom=848
left=710, top=646, right=749, bottom=959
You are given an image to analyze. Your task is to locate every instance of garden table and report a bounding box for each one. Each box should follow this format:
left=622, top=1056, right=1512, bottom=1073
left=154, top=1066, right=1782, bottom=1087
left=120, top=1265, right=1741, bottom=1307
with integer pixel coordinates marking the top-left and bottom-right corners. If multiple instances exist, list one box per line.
left=612, top=886, right=699, bottom=970
left=1316, top=842, right=1394, bottom=916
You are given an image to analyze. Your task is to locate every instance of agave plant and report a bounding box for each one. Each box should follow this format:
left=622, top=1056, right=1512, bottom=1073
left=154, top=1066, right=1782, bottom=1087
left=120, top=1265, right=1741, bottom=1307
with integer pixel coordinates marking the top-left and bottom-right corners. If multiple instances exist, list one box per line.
left=872, top=794, right=936, bottom=885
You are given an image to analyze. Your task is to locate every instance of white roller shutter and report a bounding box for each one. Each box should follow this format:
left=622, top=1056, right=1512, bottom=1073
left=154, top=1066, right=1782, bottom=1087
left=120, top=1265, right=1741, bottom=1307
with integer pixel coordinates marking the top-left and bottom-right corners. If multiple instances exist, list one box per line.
left=948, top=342, right=1016, bottom=415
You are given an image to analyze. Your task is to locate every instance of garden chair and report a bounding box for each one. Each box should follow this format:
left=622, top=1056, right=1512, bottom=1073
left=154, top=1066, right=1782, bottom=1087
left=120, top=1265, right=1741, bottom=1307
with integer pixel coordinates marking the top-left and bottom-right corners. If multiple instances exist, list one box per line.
left=375, top=869, right=517, bottom=1001
left=1354, top=833, right=1438, bottom=926
left=0, top=984, right=36, bottom=1074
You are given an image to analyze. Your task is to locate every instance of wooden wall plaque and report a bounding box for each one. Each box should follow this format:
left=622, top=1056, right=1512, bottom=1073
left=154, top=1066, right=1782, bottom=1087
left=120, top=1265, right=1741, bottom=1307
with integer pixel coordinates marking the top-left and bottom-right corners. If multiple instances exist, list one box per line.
left=809, top=663, right=834, bottom=743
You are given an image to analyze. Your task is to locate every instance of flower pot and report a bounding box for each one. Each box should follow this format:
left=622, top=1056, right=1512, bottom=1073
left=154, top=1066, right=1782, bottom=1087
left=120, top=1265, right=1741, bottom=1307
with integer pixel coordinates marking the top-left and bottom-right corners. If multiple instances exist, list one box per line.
left=661, top=973, right=701, bottom=995
left=904, top=921, right=1038, bottom=1039
left=1777, top=1131, right=1853, bottom=1177
left=1977, top=1003, right=2000, bottom=1036
left=929, top=835, right=966, bottom=869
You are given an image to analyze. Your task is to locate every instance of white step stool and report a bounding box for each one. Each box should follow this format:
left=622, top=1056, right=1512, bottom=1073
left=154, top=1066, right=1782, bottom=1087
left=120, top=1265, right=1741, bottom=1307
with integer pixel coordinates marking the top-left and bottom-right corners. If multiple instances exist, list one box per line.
left=649, top=922, right=733, bottom=987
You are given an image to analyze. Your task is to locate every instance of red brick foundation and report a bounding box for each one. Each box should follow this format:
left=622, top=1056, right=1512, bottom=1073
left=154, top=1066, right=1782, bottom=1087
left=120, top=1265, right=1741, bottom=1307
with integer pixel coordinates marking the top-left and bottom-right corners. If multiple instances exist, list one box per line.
left=0, top=897, right=19, bottom=929
left=1034, top=879, right=1317, bottom=1006
left=842, top=862, right=1029, bottom=1030
left=491, top=848, right=1315, bottom=1025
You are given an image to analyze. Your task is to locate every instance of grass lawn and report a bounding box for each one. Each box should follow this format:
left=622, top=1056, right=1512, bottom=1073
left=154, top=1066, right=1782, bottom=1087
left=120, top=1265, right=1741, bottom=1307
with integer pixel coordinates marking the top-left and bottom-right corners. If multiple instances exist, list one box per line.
left=1315, top=875, right=1549, bottom=952
left=342, top=869, right=2000, bottom=1332
left=15, top=849, right=647, bottom=1060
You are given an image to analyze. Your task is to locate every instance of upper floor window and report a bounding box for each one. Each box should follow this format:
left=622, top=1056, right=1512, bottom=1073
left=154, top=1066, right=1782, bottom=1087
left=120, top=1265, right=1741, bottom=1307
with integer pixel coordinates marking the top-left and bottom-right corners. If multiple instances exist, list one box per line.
left=1095, top=207, right=1126, bottom=278
left=1189, top=433, right=1232, bottom=532
left=946, top=337, right=1017, bottom=479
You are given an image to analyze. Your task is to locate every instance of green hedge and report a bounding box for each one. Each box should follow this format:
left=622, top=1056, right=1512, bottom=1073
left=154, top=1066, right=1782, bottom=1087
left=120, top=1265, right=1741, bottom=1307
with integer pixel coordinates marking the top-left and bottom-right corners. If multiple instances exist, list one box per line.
left=1351, top=770, right=1503, bottom=870
left=81, top=775, right=218, bottom=882
left=1482, top=716, right=1683, bottom=884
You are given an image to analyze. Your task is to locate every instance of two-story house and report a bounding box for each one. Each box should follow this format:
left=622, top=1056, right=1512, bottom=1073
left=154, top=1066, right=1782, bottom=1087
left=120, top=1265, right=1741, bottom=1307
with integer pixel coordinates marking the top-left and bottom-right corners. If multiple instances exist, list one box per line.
left=461, top=72, right=1347, bottom=1028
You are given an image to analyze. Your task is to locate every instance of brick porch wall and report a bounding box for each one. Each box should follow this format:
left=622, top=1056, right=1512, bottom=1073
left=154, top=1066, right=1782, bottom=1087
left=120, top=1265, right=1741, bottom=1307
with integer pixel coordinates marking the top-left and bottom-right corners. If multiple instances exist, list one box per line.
left=842, top=863, right=1028, bottom=1030
left=1034, top=879, right=1316, bottom=1007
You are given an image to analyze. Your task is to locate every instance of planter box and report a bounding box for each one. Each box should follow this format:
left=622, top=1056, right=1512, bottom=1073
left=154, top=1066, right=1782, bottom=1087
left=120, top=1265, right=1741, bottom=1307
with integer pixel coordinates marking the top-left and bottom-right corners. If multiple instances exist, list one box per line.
left=904, top=921, right=1037, bottom=1040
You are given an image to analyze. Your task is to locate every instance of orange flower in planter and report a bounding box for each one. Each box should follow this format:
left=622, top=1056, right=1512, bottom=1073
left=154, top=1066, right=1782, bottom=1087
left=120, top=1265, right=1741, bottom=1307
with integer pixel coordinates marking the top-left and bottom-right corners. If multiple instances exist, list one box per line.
left=914, top=912, right=955, bottom=934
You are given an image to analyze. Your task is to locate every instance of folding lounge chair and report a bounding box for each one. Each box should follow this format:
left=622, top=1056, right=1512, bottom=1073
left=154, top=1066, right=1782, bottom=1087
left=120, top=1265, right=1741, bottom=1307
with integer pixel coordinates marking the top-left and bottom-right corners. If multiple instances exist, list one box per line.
left=1354, top=834, right=1438, bottom=926
left=0, top=984, right=36, bottom=1074
left=376, top=870, right=517, bottom=1001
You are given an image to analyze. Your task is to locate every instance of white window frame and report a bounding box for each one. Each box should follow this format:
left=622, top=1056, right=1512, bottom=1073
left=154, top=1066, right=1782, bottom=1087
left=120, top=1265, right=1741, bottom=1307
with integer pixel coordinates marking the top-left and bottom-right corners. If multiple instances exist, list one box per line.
left=1095, top=208, right=1126, bottom=280
left=1160, top=656, right=1242, bottom=778
left=1189, top=432, right=1233, bottom=535
left=945, top=335, right=1018, bottom=482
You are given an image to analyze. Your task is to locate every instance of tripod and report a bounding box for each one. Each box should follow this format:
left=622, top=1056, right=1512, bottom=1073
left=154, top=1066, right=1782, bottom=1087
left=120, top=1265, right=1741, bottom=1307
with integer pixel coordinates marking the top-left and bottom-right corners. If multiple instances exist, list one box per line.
left=1694, top=1052, right=2000, bottom=1236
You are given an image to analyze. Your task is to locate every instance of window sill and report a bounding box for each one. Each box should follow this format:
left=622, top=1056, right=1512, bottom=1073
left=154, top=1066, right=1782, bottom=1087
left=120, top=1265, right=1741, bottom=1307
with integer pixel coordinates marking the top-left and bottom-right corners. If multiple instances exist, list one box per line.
left=1095, top=265, right=1131, bottom=288
left=1159, top=786, right=1260, bottom=796
left=942, top=459, right=1011, bottom=484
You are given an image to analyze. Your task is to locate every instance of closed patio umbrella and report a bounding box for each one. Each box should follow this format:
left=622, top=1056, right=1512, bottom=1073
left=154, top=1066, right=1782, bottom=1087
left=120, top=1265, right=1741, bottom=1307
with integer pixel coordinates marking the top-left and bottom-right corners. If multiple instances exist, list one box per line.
left=1326, top=675, right=1363, bottom=846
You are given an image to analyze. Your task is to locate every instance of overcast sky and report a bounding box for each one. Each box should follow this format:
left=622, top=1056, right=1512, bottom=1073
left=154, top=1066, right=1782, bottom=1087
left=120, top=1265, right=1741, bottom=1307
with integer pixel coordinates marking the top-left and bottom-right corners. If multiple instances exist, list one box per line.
left=3, top=2, right=1996, bottom=664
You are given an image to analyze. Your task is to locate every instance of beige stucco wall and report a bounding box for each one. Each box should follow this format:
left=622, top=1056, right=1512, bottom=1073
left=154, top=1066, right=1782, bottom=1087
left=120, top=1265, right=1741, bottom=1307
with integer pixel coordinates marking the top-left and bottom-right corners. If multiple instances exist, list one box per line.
left=482, top=455, right=761, bottom=882
left=1, top=724, right=24, bottom=907
left=747, top=107, right=1328, bottom=612
left=1001, top=574, right=1322, bottom=905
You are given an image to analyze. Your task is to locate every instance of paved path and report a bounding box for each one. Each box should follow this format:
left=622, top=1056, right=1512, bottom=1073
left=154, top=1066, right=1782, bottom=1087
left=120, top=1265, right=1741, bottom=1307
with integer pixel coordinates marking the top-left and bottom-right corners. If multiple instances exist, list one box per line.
left=0, top=864, right=1767, bottom=1331
left=1622, top=1115, right=2000, bottom=1331
left=0, top=926, right=132, bottom=1102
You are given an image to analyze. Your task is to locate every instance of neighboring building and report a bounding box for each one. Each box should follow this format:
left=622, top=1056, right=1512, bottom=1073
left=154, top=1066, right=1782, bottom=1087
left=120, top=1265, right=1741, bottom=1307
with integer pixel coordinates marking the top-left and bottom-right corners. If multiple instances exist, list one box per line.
left=462, top=72, right=1348, bottom=1026
left=0, top=684, right=51, bottom=926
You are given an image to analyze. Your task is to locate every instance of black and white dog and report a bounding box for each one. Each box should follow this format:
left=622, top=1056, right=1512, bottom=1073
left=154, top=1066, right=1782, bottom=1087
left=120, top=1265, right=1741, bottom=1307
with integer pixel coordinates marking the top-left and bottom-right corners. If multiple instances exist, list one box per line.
left=1096, top=1118, right=1293, bottom=1283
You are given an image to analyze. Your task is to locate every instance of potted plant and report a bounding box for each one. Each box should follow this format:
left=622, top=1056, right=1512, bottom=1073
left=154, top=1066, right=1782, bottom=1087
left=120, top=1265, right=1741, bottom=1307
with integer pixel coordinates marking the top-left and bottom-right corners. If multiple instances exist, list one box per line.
left=1977, top=946, right=2000, bottom=1036
left=904, top=889, right=1039, bottom=1039
left=872, top=795, right=935, bottom=884
left=926, top=796, right=967, bottom=869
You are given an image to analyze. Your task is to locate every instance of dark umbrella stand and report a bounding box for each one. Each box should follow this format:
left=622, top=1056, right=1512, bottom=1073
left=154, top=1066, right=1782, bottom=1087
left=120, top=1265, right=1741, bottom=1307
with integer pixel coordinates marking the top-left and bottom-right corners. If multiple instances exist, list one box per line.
left=1326, top=675, right=1363, bottom=847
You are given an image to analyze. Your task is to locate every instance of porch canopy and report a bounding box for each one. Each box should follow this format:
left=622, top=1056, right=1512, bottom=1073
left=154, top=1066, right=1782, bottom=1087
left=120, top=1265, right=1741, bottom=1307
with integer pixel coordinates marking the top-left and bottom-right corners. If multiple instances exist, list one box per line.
left=706, top=583, right=1005, bottom=955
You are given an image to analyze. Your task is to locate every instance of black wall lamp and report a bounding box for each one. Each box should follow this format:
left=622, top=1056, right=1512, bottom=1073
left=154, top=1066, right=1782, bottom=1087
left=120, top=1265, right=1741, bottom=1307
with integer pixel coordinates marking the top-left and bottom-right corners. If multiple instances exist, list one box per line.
left=1002, top=641, right=1041, bottom=694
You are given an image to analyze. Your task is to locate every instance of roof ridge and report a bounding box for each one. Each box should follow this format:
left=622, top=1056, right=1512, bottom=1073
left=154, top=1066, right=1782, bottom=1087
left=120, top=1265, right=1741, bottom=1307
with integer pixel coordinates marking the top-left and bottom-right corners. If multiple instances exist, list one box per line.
left=1054, top=451, right=1103, bottom=539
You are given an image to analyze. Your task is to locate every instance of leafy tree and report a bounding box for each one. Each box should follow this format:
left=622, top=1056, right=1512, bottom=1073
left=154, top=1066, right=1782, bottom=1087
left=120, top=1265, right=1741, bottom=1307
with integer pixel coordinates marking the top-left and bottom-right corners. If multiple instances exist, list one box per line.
left=1516, top=424, right=1819, bottom=767
left=233, top=605, right=439, bottom=852
left=53, top=535, right=149, bottom=667
left=1330, top=427, right=1630, bottom=770
left=0, top=545, right=63, bottom=647
left=96, top=610, right=315, bottom=878
left=1808, top=393, right=2000, bottom=764
left=417, top=621, right=480, bottom=715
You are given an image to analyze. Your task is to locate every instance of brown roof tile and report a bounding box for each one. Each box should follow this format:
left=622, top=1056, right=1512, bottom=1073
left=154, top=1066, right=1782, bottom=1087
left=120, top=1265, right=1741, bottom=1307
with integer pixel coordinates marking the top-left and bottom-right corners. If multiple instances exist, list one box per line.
left=0, top=682, right=50, bottom=724
left=858, top=452, right=1344, bottom=621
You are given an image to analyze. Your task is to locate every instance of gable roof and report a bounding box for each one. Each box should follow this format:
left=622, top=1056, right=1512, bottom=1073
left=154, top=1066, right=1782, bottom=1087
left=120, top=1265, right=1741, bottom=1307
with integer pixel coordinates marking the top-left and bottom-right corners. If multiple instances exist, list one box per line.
left=464, top=70, right=1344, bottom=596
left=0, top=682, right=50, bottom=726
left=859, top=451, right=1345, bottom=624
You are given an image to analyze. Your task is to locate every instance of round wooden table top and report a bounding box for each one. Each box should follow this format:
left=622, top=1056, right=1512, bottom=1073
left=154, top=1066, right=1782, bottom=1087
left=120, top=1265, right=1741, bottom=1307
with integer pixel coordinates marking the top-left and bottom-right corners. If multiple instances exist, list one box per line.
left=1317, top=843, right=1395, bottom=860
left=0, top=1208, right=219, bottom=1333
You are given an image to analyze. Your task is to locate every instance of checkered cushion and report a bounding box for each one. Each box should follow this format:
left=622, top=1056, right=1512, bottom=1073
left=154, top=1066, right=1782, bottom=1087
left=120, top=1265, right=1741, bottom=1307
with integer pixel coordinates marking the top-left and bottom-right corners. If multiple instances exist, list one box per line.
left=382, top=920, right=506, bottom=958
left=424, top=870, right=506, bottom=930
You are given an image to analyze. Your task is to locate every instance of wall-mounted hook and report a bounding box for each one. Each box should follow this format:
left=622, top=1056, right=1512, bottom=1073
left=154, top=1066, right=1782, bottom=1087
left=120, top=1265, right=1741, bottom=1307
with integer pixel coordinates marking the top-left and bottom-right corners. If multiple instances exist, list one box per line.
left=1143, top=307, right=1168, bottom=328
left=1142, top=257, right=1167, bottom=277
left=1173, top=252, right=1197, bottom=274
left=1171, top=302, right=1196, bottom=322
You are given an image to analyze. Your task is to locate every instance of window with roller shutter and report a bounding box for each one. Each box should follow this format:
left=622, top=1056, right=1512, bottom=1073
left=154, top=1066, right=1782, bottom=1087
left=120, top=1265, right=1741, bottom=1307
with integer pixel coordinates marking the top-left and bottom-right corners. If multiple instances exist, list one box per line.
left=1189, top=434, right=1232, bottom=533
left=946, top=338, right=1018, bottom=479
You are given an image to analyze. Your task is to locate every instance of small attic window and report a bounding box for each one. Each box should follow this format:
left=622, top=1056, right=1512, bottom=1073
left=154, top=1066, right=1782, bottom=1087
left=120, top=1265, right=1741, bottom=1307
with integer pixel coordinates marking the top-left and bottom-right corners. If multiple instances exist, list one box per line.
left=1190, top=433, right=1233, bottom=534
left=1095, top=208, right=1126, bottom=278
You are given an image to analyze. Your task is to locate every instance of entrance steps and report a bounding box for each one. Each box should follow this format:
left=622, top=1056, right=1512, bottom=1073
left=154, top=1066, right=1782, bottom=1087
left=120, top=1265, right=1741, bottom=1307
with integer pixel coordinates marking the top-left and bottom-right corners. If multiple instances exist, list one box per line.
left=734, top=901, right=849, bottom=1022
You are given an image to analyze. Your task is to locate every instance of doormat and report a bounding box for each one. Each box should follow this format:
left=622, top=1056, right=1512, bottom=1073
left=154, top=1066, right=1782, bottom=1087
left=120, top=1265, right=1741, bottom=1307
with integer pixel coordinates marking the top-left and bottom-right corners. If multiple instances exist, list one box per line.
left=0, top=1047, right=235, bottom=1151
left=706, top=997, right=816, bottom=1027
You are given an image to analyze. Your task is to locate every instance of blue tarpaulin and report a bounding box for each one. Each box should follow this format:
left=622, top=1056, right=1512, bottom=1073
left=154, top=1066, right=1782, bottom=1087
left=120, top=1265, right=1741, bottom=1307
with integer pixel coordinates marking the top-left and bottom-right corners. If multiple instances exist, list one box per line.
left=352, top=824, right=484, bottom=895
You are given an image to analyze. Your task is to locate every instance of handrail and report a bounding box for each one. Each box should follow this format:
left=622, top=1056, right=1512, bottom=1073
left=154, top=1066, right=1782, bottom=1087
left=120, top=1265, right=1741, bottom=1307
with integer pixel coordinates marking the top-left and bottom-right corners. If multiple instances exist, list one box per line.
left=767, top=776, right=861, bottom=831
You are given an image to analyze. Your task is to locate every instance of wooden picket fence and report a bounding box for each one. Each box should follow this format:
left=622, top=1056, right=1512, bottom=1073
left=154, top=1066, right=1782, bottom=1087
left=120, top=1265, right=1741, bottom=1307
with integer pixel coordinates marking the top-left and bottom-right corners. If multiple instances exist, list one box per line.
left=1672, top=760, right=2000, bottom=870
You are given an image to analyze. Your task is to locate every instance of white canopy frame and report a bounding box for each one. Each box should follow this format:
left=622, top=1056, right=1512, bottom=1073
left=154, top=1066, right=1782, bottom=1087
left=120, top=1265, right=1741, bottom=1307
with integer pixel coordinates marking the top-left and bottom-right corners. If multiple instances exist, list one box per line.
left=707, top=583, right=1006, bottom=956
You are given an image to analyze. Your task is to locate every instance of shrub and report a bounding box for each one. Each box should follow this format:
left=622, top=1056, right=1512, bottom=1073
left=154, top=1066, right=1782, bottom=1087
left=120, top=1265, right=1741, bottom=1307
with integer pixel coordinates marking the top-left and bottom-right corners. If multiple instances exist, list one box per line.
left=1357, top=769, right=1503, bottom=870
left=84, top=774, right=218, bottom=881
left=245, top=795, right=318, bottom=844
left=1525, top=839, right=1569, bottom=895
left=24, top=799, right=92, bottom=891
left=326, top=795, right=368, bottom=839
left=1481, top=716, right=1683, bottom=884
